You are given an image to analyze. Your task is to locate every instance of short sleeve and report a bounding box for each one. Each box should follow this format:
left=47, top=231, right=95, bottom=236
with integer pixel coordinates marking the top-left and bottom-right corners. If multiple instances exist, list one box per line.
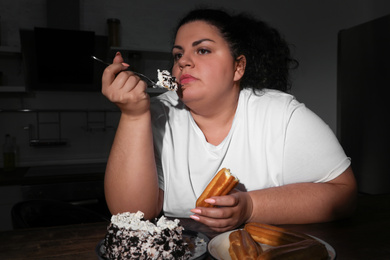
left=282, top=103, right=350, bottom=184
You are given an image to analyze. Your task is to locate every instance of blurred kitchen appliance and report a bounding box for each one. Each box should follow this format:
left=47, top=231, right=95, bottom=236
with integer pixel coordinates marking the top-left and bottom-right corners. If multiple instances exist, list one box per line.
left=107, top=18, right=120, bottom=47
left=20, top=28, right=107, bottom=92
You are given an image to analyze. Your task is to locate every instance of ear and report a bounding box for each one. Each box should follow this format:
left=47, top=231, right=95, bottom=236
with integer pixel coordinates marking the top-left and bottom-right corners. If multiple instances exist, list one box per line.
left=234, top=55, right=246, bottom=82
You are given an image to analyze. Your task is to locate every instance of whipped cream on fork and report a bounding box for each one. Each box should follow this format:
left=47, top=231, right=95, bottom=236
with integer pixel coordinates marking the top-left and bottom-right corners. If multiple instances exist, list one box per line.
left=156, top=69, right=179, bottom=91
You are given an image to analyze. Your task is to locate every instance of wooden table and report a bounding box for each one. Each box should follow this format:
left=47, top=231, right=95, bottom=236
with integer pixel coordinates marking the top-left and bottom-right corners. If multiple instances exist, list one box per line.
left=0, top=193, right=389, bottom=259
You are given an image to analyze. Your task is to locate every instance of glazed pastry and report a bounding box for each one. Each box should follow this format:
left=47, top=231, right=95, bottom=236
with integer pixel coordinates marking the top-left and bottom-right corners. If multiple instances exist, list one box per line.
left=196, top=168, right=239, bottom=207
left=243, top=223, right=329, bottom=259
left=229, top=229, right=263, bottom=260
left=257, top=239, right=329, bottom=260
left=244, top=222, right=313, bottom=247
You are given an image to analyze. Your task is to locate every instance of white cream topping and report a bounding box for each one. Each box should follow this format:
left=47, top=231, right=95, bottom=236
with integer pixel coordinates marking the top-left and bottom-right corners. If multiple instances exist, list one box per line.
left=157, top=69, right=178, bottom=91
left=110, top=211, right=180, bottom=234
left=225, top=168, right=239, bottom=181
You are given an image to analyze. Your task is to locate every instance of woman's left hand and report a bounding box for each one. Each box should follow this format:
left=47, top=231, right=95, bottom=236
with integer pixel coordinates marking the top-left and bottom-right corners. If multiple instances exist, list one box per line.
left=190, top=190, right=253, bottom=232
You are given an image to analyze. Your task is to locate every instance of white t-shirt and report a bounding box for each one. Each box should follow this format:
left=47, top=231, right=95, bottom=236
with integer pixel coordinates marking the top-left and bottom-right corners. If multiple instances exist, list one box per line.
left=150, top=88, right=350, bottom=217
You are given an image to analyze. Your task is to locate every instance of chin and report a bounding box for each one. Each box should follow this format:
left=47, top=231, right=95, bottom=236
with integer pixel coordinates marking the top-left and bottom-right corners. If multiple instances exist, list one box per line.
left=179, top=90, right=202, bottom=106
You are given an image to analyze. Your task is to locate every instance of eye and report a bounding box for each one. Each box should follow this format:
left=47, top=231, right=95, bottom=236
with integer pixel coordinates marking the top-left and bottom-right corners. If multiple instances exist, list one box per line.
left=172, top=52, right=183, bottom=61
left=197, top=48, right=211, bottom=55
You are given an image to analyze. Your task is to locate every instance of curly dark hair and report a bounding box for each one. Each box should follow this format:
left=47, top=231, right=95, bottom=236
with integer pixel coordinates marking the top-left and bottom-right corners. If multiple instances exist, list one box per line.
left=174, top=8, right=298, bottom=93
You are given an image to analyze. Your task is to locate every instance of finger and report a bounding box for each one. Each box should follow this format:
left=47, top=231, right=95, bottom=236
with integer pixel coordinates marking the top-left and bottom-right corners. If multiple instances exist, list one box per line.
left=203, top=194, right=239, bottom=207
left=114, top=71, right=139, bottom=89
left=102, top=63, right=130, bottom=90
left=190, top=213, right=235, bottom=232
left=191, top=206, right=234, bottom=220
left=122, top=74, right=148, bottom=95
left=113, top=51, right=124, bottom=63
left=113, top=52, right=131, bottom=70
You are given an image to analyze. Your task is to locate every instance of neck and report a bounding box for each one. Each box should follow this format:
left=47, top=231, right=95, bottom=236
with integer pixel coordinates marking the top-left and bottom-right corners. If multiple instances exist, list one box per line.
left=190, top=90, right=240, bottom=146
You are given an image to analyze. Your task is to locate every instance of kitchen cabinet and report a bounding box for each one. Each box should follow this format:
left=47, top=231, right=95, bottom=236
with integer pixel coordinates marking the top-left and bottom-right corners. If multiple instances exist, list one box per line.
left=0, top=46, right=26, bottom=93
left=0, top=185, right=22, bottom=230
left=0, top=163, right=109, bottom=231
left=337, top=14, right=390, bottom=194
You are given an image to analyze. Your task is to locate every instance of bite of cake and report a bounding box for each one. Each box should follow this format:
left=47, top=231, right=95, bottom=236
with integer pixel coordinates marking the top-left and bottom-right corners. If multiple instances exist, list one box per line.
left=156, top=69, right=179, bottom=91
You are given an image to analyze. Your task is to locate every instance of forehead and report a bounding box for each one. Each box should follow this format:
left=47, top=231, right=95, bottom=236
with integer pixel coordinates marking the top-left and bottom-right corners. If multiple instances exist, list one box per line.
left=175, top=21, right=224, bottom=43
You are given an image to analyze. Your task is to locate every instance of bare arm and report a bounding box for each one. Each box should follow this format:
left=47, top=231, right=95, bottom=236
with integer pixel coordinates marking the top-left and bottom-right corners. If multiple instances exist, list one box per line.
left=102, top=53, right=163, bottom=219
left=104, top=112, right=163, bottom=219
left=191, top=166, right=357, bottom=232
left=247, top=166, right=357, bottom=224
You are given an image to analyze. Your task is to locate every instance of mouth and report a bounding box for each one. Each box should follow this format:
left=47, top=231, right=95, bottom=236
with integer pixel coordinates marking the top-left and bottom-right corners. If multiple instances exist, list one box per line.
left=179, top=74, right=197, bottom=85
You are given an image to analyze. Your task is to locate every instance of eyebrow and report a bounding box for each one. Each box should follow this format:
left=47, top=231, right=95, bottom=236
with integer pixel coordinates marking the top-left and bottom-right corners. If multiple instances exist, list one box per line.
left=172, top=38, right=215, bottom=51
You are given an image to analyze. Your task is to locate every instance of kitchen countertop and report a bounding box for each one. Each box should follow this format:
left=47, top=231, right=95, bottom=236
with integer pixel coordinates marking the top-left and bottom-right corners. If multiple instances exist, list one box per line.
left=0, top=163, right=106, bottom=186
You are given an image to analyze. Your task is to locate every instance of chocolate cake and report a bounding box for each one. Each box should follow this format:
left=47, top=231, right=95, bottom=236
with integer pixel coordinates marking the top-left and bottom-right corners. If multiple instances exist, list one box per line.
left=102, top=211, right=191, bottom=259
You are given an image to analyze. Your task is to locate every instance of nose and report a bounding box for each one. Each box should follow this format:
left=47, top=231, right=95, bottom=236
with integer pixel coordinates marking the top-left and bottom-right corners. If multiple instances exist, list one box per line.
left=177, top=53, right=194, bottom=70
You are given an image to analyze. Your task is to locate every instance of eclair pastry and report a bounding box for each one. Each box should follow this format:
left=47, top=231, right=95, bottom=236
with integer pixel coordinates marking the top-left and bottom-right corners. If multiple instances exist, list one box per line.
left=229, top=229, right=263, bottom=260
left=244, top=222, right=313, bottom=247
left=196, top=168, right=239, bottom=207
left=239, top=223, right=329, bottom=260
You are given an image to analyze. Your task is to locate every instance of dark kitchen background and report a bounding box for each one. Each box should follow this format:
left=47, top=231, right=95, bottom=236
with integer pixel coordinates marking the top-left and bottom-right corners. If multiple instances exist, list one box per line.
left=0, top=0, right=389, bottom=231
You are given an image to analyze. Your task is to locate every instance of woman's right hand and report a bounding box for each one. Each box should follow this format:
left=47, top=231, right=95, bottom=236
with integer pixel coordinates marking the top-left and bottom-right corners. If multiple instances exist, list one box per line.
left=102, top=52, right=150, bottom=117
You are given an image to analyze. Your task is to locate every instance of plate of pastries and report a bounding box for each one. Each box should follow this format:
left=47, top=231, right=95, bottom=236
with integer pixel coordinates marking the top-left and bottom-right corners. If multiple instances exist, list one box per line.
left=208, top=222, right=335, bottom=260
left=196, top=168, right=335, bottom=259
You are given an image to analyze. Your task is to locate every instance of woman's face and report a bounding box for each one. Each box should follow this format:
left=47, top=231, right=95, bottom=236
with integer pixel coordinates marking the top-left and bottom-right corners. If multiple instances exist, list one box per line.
left=172, top=21, right=242, bottom=112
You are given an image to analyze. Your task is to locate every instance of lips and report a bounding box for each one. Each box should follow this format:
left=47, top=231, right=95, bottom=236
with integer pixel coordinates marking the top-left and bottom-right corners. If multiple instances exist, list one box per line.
left=179, top=74, right=197, bottom=85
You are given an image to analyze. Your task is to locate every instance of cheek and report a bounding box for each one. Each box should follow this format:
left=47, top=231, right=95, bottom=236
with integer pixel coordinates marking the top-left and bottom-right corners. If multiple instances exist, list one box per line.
left=206, top=60, right=235, bottom=82
left=172, top=64, right=180, bottom=78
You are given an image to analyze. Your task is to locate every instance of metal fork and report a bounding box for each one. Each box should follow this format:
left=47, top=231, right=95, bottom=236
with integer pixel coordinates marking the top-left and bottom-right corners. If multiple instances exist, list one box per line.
left=91, top=55, right=162, bottom=88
